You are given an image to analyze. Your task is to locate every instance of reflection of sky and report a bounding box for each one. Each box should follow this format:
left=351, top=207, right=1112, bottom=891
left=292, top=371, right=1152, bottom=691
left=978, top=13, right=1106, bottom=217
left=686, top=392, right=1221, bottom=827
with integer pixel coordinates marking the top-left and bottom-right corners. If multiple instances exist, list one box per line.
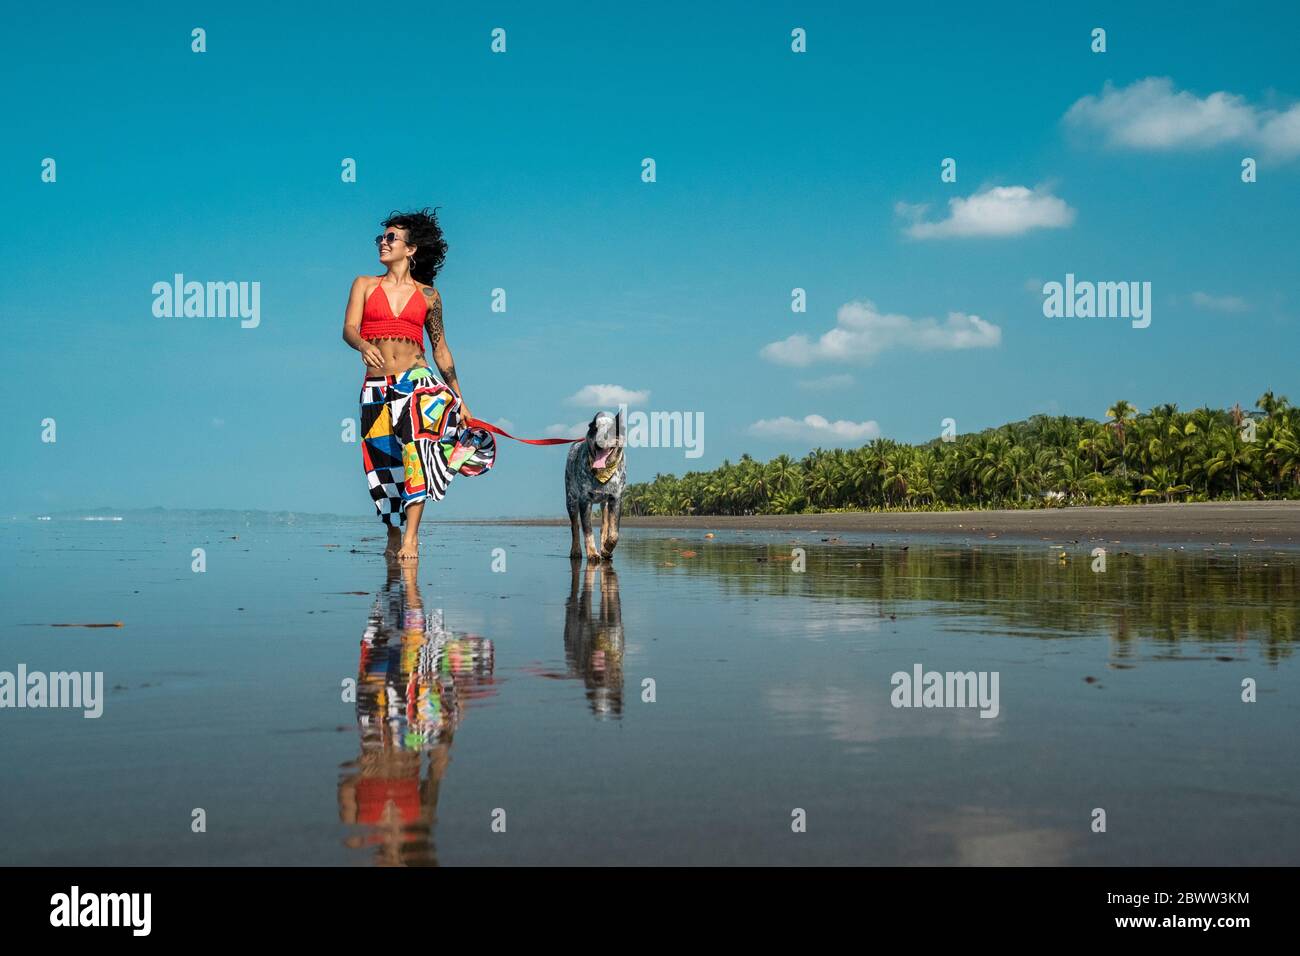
left=921, top=808, right=1076, bottom=866
left=767, top=681, right=1003, bottom=748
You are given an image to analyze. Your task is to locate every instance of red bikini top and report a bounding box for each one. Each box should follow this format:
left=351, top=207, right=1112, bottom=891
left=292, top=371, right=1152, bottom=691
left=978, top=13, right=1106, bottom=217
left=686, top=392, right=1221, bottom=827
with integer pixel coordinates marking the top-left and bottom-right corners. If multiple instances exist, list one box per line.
left=359, top=276, right=426, bottom=349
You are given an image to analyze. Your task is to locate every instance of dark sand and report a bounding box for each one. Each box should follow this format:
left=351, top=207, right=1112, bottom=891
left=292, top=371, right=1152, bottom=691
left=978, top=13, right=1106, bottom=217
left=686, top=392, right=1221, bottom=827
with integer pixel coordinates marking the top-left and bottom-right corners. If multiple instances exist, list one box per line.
left=445, top=501, right=1300, bottom=546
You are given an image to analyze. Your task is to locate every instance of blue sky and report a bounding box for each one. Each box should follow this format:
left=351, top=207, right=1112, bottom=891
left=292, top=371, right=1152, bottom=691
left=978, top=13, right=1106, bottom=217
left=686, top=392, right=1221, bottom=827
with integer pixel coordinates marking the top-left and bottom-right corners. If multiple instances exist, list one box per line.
left=2, top=1, right=1297, bottom=518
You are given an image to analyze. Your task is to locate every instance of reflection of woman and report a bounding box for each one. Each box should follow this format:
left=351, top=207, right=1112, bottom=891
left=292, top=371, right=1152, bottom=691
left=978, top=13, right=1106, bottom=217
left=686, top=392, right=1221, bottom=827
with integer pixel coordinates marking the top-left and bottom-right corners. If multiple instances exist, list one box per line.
left=337, top=560, right=495, bottom=866
left=342, top=208, right=495, bottom=561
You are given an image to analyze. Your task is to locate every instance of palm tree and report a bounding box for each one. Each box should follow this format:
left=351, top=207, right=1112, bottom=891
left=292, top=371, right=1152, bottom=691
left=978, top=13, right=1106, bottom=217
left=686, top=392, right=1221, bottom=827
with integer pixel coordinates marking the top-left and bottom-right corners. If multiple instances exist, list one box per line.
left=1257, top=390, right=1290, bottom=418
left=1264, top=424, right=1300, bottom=494
left=1204, top=426, right=1255, bottom=497
left=1138, top=465, right=1192, bottom=503
left=1106, top=400, right=1137, bottom=478
left=1106, top=400, right=1137, bottom=444
left=805, top=454, right=842, bottom=509
left=766, top=454, right=801, bottom=496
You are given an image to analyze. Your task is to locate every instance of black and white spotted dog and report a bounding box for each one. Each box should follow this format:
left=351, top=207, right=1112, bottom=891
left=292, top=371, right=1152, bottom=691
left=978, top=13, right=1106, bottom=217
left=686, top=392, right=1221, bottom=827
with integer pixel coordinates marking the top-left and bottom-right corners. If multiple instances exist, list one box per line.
left=566, top=410, right=626, bottom=562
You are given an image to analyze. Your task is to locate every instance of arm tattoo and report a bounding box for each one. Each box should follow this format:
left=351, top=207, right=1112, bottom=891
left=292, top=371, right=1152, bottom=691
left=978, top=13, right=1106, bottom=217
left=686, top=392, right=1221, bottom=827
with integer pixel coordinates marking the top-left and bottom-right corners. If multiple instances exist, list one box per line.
left=424, top=289, right=444, bottom=349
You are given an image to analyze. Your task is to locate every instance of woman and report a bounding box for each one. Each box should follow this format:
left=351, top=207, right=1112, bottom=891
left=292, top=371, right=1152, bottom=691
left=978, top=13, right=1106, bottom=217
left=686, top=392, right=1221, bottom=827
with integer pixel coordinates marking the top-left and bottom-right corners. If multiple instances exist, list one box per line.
left=343, top=207, right=494, bottom=561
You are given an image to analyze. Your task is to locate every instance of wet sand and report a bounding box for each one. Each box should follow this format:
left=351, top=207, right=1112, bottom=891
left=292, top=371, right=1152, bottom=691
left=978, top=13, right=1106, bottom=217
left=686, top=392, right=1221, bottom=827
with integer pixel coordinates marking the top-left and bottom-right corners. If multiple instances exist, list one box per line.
left=447, top=501, right=1300, bottom=546
left=5, top=514, right=1300, bottom=865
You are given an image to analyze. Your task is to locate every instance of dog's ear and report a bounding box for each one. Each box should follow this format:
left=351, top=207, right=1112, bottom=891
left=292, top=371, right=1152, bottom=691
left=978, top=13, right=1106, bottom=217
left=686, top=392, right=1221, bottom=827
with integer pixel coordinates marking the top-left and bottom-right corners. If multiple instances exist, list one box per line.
left=587, top=414, right=599, bottom=438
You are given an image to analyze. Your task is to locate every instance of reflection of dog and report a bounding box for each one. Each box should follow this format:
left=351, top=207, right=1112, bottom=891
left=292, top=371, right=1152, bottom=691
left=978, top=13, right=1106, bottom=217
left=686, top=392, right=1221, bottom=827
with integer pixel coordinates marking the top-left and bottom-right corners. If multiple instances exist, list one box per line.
left=565, top=410, right=626, bottom=562
left=563, top=563, right=624, bottom=718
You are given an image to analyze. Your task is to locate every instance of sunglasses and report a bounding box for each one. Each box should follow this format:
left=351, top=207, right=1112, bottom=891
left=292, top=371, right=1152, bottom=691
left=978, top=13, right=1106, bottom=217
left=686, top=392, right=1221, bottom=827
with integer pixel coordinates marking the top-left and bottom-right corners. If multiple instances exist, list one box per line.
left=374, top=232, right=409, bottom=247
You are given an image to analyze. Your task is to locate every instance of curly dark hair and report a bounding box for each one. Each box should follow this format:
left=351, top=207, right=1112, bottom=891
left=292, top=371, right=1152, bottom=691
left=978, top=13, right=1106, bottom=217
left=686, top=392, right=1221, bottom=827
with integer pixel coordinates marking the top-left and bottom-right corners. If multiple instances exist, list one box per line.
left=382, top=206, right=448, bottom=285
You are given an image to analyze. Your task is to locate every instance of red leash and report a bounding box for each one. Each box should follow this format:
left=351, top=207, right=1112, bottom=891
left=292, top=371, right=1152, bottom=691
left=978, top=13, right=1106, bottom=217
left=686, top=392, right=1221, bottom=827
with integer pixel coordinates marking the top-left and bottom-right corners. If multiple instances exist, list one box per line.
left=463, top=417, right=583, bottom=445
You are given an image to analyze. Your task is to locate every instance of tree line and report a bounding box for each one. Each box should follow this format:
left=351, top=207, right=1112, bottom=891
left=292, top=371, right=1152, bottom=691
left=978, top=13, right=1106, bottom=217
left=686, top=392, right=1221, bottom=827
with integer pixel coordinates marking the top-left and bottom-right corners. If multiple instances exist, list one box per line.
left=623, top=392, right=1299, bottom=516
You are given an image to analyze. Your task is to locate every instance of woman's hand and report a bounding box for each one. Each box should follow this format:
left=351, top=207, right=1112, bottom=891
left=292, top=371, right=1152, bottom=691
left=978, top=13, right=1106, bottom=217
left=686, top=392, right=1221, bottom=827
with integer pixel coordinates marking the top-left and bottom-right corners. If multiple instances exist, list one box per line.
left=359, top=342, right=385, bottom=368
left=458, top=398, right=474, bottom=423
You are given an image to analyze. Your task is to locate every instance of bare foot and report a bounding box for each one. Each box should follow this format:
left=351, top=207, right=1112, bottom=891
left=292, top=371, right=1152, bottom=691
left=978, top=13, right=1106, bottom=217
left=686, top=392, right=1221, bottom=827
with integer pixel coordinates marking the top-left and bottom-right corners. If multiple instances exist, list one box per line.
left=397, top=537, right=420, bottom=562
left=384, top=529, right=401, bottom=556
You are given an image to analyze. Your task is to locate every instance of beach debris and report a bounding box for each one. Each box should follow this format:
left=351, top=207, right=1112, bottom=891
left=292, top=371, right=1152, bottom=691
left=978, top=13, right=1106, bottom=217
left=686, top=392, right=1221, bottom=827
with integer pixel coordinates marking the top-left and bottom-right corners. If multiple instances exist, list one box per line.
left=661, top=561, right=675, bottom=567
left=1083, top=676, right=1098, bottom=683
left=48, top=622, right=123, bottom=628
left=705, top=532, right=715, bottom=538
left=678, top=550, right=698, bottom=558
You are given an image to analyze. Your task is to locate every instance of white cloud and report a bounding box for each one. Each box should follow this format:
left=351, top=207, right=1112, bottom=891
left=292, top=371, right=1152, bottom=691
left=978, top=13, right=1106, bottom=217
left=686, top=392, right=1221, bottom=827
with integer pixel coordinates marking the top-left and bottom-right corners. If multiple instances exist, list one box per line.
left=495, top=418, right=515, bottom=432
left=760, top=299, right=1001, bottom=367
left=564, top=384, right=649, bottom=407
left=747, top=414, right=881, bottom=442
left=797, top=373, right=856, bottom=390
left=1189, top=291, right=1249, bottom=313
left=1065, top=77, right=1300, bottom=158
left=898, top=185, right=1075, bottom=239
left=544, top=421, right=588, bottom=438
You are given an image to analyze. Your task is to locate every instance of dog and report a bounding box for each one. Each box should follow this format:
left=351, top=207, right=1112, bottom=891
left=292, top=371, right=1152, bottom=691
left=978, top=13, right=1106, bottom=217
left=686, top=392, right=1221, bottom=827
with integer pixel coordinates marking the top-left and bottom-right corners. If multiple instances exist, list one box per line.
left=566, top=410, right=626, bottom=562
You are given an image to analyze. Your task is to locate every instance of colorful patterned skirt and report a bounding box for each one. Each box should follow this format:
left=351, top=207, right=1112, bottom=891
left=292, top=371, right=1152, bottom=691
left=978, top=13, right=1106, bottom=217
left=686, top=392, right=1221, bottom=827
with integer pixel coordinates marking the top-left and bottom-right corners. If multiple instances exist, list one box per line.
left=359, top=365, right=496, bottom=527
